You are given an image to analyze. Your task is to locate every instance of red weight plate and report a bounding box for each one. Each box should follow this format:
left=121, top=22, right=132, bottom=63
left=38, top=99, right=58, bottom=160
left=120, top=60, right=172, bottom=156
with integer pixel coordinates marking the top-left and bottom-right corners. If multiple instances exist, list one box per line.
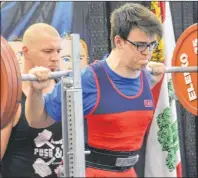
left=3, top=38, right=22, bottom=123
left=0, top=57, right=10, bottom=127
left=0, top=36, right=22, bottom=129
left=172, top=23, right=198, bottom=116
left=1, top=39, right=18, bottom=121
left=1, top=45, right=14, bottom=128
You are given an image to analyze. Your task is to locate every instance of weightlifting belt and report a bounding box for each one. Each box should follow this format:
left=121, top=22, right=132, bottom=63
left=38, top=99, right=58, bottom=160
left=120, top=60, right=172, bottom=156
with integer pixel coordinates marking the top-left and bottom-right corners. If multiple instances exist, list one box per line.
left=85, top=145, right=139, bottom=171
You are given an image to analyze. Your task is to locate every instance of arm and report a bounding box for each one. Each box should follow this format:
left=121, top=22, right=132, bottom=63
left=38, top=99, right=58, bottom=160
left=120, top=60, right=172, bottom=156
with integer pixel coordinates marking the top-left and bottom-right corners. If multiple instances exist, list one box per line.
left=81, top=66, right=97, bottom=116
left=151, top=73, right=164, bottom=89
left=25, top=87, right=55, bottom=128
left=151, top=75, right=164, bottom=89
left=0, top=121, right=13, bottom=160
left=43, top=66, right=97, bottom=120
left=146, top=61, right=165, bottom=89
left=1, top=105, right=22, bottom=160
left=26, top=66, right=97, bottom=127
left=25, top=67, right=59, bottom=128
left=145, top=68, right=164, bottom=89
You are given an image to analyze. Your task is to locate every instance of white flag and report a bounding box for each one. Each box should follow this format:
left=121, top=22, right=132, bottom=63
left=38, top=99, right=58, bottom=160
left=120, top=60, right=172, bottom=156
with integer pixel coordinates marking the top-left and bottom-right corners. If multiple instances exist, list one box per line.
left=144, top=2, right=182, bottom=177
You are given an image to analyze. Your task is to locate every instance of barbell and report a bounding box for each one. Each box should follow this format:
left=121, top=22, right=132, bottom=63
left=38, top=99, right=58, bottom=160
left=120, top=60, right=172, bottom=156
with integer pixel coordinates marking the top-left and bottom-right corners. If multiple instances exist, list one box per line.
left=1, top=24, right=197, bottom=129
left=21, top=66, right=197, bottom=81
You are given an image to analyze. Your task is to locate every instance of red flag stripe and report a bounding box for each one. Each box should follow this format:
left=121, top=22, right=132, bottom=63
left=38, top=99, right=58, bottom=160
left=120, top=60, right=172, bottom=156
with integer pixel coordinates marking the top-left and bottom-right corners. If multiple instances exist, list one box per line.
left=160, top=2, right=166, bottom=23
left=177, top=162, right=182, bottom=177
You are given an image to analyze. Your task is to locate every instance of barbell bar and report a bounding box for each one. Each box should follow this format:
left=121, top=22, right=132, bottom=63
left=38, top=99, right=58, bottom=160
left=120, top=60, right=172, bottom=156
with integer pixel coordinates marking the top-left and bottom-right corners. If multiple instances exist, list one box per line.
left=22, top=71, right=72, bottom=81
left=164, top=66, right=197, bottom=73
left=21, top=66, right=198, bottom=81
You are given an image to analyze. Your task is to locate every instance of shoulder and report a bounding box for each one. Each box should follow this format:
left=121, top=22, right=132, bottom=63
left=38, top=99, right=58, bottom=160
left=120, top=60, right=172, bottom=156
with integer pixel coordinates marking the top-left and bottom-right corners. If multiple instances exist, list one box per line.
left=80, top=66, right=98, bottom=95
left=81, top=66, right=96, bottom=85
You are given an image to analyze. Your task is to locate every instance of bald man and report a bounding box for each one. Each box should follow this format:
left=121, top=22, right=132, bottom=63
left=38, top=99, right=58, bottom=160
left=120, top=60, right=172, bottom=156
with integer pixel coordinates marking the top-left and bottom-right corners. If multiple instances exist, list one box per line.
left=1, top=23, right=63, bottom=178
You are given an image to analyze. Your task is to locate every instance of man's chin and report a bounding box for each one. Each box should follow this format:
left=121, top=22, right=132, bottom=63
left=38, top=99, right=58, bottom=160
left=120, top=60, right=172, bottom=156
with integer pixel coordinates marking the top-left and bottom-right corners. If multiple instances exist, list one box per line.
left=131, top=67, right=141, bottom=72
left=133, top=65, right=146, bottom=71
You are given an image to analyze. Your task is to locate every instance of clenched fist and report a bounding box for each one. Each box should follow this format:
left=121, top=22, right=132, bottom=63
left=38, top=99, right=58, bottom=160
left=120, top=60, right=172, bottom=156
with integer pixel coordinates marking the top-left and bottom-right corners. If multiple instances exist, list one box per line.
left=147, top=61, right=165, bottom=87
left=28, top=66, right=51, bottom=91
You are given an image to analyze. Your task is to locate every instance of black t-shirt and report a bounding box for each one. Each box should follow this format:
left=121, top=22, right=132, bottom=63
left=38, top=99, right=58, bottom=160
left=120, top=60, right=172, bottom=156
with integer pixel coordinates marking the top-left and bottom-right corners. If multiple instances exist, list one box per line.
left=1, top=92, right=63, bottom=177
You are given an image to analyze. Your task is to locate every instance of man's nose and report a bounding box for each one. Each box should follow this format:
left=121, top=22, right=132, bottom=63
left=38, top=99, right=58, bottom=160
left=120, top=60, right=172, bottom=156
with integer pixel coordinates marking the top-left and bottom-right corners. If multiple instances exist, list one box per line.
left=51, top=51, right=60, bottom=61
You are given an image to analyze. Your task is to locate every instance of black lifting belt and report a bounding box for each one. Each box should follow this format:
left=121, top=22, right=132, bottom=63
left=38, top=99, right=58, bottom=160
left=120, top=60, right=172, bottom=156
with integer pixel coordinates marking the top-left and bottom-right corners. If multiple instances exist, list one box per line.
left=85, top=145, right=139, bottom=172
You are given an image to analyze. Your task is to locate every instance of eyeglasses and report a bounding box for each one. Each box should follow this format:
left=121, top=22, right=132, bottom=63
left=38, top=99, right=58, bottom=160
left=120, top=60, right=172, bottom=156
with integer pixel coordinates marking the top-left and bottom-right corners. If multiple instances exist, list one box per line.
left=126, top=39, right=158, bottom=52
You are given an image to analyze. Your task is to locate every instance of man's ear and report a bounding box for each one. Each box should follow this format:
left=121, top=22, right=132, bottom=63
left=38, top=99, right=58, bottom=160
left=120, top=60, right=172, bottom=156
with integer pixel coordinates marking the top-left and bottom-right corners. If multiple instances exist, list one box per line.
left=22, top=46, right=29, bottom=59
left=114, top=35, right=124, bottom=49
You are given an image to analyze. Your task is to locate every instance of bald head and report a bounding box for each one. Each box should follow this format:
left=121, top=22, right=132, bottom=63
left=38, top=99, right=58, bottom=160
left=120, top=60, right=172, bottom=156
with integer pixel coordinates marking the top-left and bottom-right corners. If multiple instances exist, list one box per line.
left=23, top=23, right=60, bottom=47
left=22, top=23, right=62, bottom=72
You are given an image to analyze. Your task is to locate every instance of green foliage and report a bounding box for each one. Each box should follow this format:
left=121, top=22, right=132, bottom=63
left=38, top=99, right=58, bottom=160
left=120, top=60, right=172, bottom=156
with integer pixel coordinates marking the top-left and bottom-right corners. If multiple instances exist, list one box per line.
left=157, top=107, right=179, bottom=172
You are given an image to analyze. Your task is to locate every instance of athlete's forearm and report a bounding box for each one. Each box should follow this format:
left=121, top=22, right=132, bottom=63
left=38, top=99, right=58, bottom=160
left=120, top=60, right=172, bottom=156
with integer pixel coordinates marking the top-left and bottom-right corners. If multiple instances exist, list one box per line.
left=25, top=88, right=52, bottom=128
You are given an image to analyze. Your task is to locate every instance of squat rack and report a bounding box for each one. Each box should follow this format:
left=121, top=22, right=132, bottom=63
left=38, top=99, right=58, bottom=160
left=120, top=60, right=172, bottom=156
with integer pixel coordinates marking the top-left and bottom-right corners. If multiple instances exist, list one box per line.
left=61, top=34, right=86, bottom=177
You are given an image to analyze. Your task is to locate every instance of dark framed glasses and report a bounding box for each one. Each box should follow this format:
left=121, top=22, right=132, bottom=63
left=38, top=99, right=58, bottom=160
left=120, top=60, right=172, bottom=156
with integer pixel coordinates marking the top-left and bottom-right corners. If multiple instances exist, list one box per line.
left=126, top=39, right=159, bottom=52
